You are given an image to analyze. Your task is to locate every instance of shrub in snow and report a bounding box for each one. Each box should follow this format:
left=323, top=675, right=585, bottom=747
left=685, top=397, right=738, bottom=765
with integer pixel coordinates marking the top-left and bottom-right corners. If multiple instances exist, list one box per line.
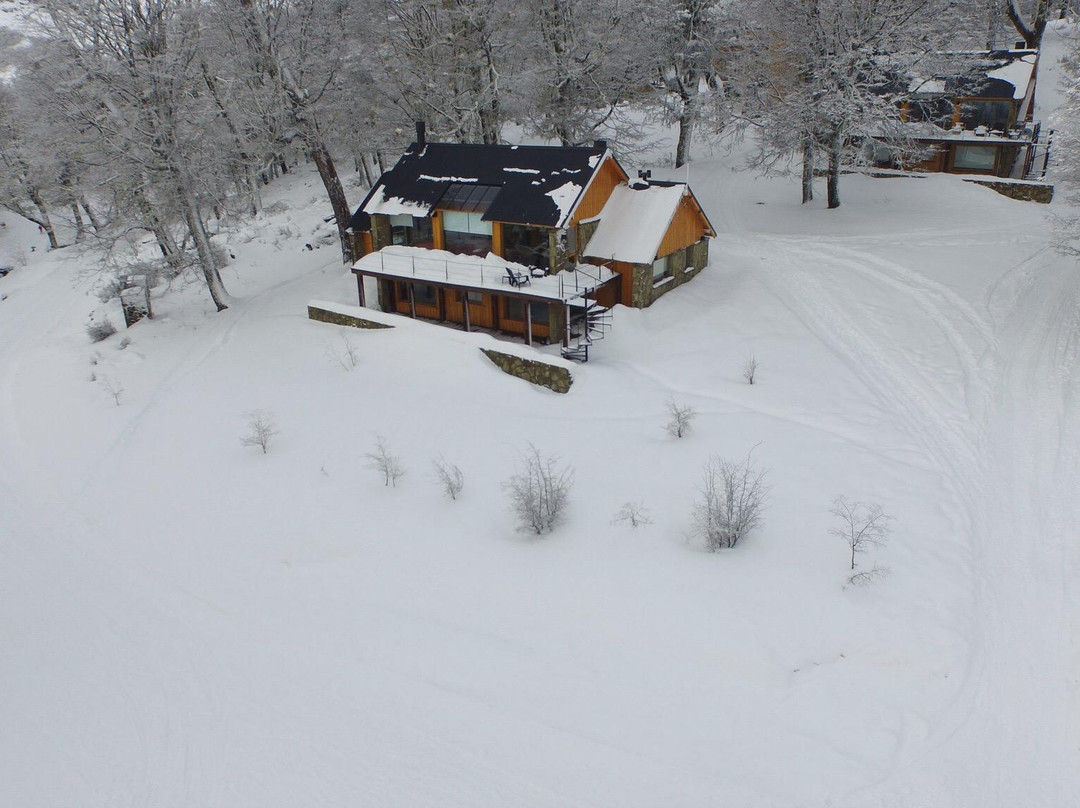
left=743, top=354, right=758, bottom=385
left=367, top=435, right=405, bottom=486
left=665, top=398, right=696, bottom=438
left=87, top=319, right=117, bottom=343
left=240, top=410, right=279, bottom=454
left=693, top=448, right=769, bottom=550
left=612, top=501, right=652, bottom=528
left=432, top=456, right=464, bottom=500
left=326, top=333, right=360, bottom=371
left=504, top=444, right=573, bottom=535
left=830, top=495, right=892, bottom=583
left=99, top=375, right=124, bottom=406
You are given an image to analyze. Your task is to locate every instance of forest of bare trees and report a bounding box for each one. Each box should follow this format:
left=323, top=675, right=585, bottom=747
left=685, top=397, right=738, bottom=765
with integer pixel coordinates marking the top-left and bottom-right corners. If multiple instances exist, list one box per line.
left=0, top=0, right=1074, bottom=308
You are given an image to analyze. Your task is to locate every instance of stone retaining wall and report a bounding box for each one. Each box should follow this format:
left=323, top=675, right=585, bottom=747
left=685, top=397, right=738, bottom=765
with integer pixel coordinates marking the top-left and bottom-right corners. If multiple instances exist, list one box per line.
left=480, top=349, right=573, bottom=394
left=308, top=304, right=394, bottom=329
left=964, top=179, right=1054, bottom=204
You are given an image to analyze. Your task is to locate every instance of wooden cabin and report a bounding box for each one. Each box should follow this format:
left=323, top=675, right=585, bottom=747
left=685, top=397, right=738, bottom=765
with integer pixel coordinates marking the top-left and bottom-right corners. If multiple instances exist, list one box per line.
left=878, top=50, right=1042, bottom=178
left=347, top=127, right=714, bottom=359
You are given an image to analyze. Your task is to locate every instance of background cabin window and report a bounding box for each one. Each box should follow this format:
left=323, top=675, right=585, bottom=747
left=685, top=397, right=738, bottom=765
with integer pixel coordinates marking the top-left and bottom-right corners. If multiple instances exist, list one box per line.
left=505, top=298, right=524, bottom=321
left=530, top=302, right=549, bottom=323
left=652, top=254, right=670, bottom=283
left=959, top=99, right=1013, bottom=131
left=904, top=97, right=955, bottom=126
left=389, top=214, right=433, bottom=247
left=502, top=223, right=550, bottom=269
left=504, top=299, right=547, bottom=323
left=953, top=144, right=997, bottom=171
left=466, top=291, right=483, bottom=305
left=442, top=211, right=493, bottom=256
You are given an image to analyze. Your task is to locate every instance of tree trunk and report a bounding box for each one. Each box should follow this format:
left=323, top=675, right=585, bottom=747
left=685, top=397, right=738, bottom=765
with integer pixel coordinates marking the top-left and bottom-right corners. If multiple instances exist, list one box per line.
left=81, top=198, right=102, bottom=233
left=675, top=92, right=694, bottom=168
left=1005, top=0, right=1048, bottom=49
left=28, top=188, right=60, bottom=249
left=310, top=140, right=354, bottom=266
left=71, top=203, right=86, bottom=241
left=827, top=130, right=841, bottom=210
left=801, top=136, right=814, bottom=204
left=177, top=171, right=229, bottom=311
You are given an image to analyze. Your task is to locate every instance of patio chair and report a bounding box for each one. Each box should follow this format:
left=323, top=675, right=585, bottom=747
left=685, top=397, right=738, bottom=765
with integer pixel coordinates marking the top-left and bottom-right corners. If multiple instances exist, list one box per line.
left=502, top=266, right=531, bottom=287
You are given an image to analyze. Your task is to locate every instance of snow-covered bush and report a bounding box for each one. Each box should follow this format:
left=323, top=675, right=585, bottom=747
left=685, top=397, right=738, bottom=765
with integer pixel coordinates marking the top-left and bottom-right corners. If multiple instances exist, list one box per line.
left=99, top=375, right=123, bottom=406
left=612, top=501, right=652, bottom=528
left=743, top=354, right=758, bottom=385
left=367, top=435, right=405, bottom=486
left=86, top=319, right=117, bottom=343
left=432, top=456, right=464, bottom=500
left=504, top=444, right=573, bottom=535
left=830, top=495, right=893, bottom=583
left=665, top=398, right=696, bottom=438
left=326, top=333, right=360, bottom=371
left=693, top=449, right=769, bottom=550
left=240, top=410, right=279, bottom=454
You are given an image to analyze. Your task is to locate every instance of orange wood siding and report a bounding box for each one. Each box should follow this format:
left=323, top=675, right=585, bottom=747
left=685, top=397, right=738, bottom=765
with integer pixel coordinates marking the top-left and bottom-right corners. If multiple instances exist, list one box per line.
left=657, top=196, right=707, bottom=258
left=569, top=157, right=627, bottom=225
left=491, top=222, right=503, bottom=257
left=445, top=290, right=496, bottom=329
left=432, top=211, right=445, bottom=250
left=498, top=298, right=551, bottom=339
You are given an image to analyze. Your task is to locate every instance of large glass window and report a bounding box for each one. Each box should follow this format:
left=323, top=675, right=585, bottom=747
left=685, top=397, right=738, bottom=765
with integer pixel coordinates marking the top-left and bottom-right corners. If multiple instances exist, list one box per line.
left=953, top=144, right=997, bottom=172
left=412, top=283, right=437, bottom=306
left=389, top=214, right=433, bottom=248
left=502, top=223, right=550, bottom=270
left=959, top=99, right=1013, bottom=132
left=442, top=211, right=493, bottom=256
left=504, top=299, right=547, bottom=323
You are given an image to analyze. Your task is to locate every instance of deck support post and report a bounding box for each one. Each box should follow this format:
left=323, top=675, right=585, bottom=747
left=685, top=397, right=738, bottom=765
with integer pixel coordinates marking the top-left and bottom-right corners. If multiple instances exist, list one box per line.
left=356, top=273, right=366, bottom=307
left=463, top=295, right=471, bottom=332
left=563, top=303, right=571, bottom=348
left=408, top=284, right=416, bottom=318
left=525, top=300, right=533, bottom=346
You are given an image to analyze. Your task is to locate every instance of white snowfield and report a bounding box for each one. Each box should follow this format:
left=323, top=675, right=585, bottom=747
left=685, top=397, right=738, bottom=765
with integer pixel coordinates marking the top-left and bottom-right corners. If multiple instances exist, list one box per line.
left=3, top=52, right=1080, bottom=804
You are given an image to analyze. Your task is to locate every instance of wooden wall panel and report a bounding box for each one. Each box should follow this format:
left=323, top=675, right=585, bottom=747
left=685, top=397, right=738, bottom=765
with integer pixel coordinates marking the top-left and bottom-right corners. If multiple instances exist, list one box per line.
left=657, top=196, right=707, bottom=258
left=570, top=157, right=627, bottom=225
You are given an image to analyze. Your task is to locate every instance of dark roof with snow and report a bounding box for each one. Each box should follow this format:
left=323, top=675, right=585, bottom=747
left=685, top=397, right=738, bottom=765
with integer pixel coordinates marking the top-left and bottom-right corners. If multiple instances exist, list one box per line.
left=354, top=142, right=613, bottom=229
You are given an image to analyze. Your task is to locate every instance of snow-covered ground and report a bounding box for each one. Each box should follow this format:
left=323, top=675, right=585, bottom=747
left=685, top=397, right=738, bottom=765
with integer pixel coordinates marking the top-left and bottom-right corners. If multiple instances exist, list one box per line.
left=2, top=150, right=1077, bottom=806
left=3, top=21, right=1080, bottom=801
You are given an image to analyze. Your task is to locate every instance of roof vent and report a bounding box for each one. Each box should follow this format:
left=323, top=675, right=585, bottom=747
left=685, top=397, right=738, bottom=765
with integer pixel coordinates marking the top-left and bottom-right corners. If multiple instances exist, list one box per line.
left=630, top=169, right=651, bottom=189
left=593, top=139, right=608, bottom=151
left=415, top=121, right=427, bottom=148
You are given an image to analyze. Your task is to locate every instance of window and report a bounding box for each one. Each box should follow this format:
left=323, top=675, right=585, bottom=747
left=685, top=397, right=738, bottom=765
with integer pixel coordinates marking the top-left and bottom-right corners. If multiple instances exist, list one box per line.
left=413, top=283, right=437, bottom=306
left=502, top=223, right=550, bottom=270
left=959, top=99, right=1013, bottom=132
left=652, top=254, right=670, bottom=283
left=442, top=211, right=493, bottom=256
left=466, top=291, right=483, bottom=305
left=505, top=298, right=524, bottom=321
left=953, top=144, right=997, bottom=171
left=530, top=302, right=549, bottom=323
left=389, top=214, right=433, bottom=247
left=504, top=299, right=547, bottom=323
left=440, top=183, right=500, bottom=213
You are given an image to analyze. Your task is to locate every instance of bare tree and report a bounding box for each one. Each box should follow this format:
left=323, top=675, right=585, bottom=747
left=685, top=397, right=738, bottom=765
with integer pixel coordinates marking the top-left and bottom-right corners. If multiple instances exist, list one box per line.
left=432, top=456, right=465, bottom=500
left=693, top=447, right=769, bottom=550
left=99, top=375, right=124, bottom=406
left=666, top=398, right=697, bottom=438
left=743, top=354, right=758, bottom=385
left=830, top=495, right=893, bottom=571
left=367, top=434, right=406, bottom=486
left=504, top=443, right=573, bottom=534
left=326, top=333, right=361, bottom=371
left=612, top=501, right=653, bottom=528
left=241, top=409, right=279, bottom=454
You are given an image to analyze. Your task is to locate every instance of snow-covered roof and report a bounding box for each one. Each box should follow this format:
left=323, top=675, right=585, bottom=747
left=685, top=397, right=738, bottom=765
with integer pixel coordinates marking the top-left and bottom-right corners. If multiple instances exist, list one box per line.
left=582, top=183, right=688, bottom=264
left=355, top=142, right=619, bottom=229
left=352, top=246, right=617, bottom=303
left=987, top=53, right=1036, bottom=100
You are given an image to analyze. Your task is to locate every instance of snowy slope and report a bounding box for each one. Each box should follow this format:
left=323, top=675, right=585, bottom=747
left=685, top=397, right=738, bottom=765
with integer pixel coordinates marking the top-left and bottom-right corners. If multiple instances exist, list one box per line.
left=1, top=157, right=1078, bottom=804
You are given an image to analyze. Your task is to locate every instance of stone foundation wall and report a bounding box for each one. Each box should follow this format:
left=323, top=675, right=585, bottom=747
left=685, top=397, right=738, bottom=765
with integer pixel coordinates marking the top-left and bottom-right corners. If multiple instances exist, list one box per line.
left=308, top=304, right=394, bottom=329
left=629, top=238, right=710, bottom=307
left=964, top=179, right=1054, bottom=204
left=480, top=348, right=573, bottom=394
